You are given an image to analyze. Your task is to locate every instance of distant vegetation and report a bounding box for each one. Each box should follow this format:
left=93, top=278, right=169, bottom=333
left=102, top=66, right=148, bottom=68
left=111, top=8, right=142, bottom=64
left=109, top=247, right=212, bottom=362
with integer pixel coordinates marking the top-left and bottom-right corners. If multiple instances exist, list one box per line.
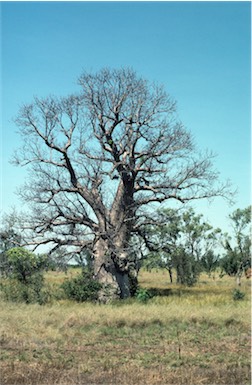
left=0, top=206, right=250, bottom=305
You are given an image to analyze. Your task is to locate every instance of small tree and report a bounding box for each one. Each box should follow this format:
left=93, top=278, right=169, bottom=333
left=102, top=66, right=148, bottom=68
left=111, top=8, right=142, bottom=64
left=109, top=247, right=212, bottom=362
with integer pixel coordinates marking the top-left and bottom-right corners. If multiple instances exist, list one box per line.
left=173, top=247, right=200, bottom=286
left=142, top=207, right=221, bottom=285
left=200, top=250, right=219, bottom=277
left=1, top=247, right=48, bottom=303
left=0, top=213, right=21, bottom=276
left=5, top=247, right=46, bottom=283
left=220, top=206, right=251, bottom=285
left=220, top=249, right=241, bottom=277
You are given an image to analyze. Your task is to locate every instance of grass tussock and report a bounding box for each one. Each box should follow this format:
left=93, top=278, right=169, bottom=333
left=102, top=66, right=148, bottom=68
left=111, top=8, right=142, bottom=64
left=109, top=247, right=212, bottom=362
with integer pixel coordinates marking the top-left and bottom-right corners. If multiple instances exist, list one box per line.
left=0, top=269, right=251, bottom=385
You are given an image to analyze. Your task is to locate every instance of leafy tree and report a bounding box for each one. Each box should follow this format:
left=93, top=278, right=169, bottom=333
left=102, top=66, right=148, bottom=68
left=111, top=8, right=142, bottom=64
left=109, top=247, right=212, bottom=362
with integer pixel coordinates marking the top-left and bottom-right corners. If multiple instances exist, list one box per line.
left=173, top=247, right=200, bottom=286
left=229, top=206, right=251, bottom=264
left=200, top=250, right=220, bottom=277
left=142, top=208, right=221, bottom=285
left=0, top=247, right=49, bottom=304
left=0, top=213, right=21, bottom=276
left=13, top=68, right=231, bottom=300
left=220, top=250, right=241, bottom=277
left=5, top=247, right=47, bottom=284
left=220, top=206, right=251, bottom=284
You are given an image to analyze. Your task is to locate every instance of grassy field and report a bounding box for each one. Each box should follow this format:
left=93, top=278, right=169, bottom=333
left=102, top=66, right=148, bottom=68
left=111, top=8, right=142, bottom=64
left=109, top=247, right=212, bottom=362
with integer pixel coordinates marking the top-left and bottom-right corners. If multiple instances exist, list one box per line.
left=0, top=269, right=251, bottom=385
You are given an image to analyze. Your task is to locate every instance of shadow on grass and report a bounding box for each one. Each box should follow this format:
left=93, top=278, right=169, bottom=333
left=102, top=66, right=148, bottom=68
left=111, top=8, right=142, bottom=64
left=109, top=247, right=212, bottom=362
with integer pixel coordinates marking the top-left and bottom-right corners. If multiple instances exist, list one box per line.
left=146, top=286, right=238, bottom=298
left=146, top=287, right=202, bottom=297
left=147, top=287, right=173, bottom=297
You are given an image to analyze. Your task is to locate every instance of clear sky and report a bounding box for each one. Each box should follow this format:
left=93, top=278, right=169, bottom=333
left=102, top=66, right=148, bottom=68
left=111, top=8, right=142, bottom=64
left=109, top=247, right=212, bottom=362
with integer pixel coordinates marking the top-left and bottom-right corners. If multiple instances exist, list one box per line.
left=1, top=1, right=251, bottom=235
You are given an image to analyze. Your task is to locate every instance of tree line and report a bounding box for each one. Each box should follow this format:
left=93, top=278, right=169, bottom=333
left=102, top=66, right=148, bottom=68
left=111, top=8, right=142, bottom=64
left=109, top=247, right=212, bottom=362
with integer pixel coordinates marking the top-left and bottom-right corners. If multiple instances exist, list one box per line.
left=0, top=205, right=250, bottom=304
left=140, top=206, right=251, bottom=286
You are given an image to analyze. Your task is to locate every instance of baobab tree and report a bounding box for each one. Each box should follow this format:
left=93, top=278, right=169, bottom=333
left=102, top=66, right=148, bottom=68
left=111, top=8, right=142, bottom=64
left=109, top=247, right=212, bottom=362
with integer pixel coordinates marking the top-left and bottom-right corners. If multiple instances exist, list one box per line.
left=13, top=68, right=231, bottom=300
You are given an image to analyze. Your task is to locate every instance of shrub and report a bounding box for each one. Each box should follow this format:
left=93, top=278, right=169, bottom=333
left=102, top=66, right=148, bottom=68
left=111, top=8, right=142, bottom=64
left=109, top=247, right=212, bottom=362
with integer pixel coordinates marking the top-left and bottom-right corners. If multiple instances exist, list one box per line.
left=135, top=288, right=151, bottom=303
left=61, top=270, right=102, bottom=302
left=232, top=288, right=245, bottom=301
left=220, top=253, right=241, bottom=277
left=173, top=248, right=201, bottom=286
left=5, top=247, right=48, bottom=282
left=0, top=276, right=49, bottom=304
left=0, top=248, right=49, bottom=304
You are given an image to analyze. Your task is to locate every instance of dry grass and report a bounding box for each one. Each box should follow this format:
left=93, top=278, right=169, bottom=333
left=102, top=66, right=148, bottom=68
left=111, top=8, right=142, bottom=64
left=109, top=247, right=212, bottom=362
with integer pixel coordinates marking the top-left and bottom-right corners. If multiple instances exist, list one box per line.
left=0, top=269, right=251, bottom=385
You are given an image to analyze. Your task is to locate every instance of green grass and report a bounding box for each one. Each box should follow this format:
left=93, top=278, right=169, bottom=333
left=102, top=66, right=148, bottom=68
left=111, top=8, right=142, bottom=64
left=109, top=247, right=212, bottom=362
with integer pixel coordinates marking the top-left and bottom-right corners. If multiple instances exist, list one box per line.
left=0, top=269, right=251, bottom=384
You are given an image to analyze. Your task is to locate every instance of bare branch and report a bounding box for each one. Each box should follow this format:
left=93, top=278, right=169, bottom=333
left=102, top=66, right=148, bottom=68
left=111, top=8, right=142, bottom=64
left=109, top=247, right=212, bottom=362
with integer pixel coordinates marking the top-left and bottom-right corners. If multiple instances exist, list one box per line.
left=13, top=67, right=233, bottom=273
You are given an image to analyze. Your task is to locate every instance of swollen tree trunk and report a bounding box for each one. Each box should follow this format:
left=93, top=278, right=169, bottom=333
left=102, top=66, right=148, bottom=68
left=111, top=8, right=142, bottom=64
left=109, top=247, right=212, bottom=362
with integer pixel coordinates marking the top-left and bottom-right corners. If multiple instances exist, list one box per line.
left=93, top=235, right=132, bottom=302
left=93, top=179, right=137, bottom=302
left=93, top=237, right=118, bottom=302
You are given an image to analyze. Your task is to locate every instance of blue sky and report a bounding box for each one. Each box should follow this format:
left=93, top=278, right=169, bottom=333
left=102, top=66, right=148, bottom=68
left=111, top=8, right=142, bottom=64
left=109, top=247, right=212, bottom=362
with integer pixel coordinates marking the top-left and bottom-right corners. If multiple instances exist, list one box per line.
left=1, top=1, right=251, bottom=235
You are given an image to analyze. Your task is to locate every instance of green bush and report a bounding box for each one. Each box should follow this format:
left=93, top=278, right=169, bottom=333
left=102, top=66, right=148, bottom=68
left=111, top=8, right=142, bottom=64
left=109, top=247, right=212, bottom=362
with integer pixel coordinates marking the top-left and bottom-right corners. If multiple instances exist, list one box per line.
left=0, top=248, right=51, bottom=304
left=61, top=270, right=102, bottom=302
left=232, top=288, right=245, bottom=301
left=174, top=250, right=200, bottom=286
left=5, top=247, right=47, bottom=283
left=135, top=288, right=151, bottom=303
left=0, top=276, right=49, bottom=305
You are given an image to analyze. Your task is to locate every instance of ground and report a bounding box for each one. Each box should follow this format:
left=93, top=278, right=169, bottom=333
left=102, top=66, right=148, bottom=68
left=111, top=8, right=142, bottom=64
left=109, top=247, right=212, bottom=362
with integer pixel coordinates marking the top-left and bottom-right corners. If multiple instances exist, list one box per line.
left=0, top=269, right=251, bottom=385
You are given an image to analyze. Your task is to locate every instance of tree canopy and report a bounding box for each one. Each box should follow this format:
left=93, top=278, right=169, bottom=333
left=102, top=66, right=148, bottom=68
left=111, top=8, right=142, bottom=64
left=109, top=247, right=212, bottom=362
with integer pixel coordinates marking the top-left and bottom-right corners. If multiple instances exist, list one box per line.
left=13, top=67, right=232, bottom=300
left=141, top=207, right=221, bottom=285
left=221, top=206, right=251, bottom=282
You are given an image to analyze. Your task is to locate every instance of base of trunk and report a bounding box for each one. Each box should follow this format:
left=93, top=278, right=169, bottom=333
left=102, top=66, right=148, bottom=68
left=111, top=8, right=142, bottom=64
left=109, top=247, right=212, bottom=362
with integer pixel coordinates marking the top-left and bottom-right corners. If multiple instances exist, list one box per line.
left=115, top=272, right=130, bottom=299
left=96, top=267, right=138, bottom=302
left=93, top=238, right=138, bottom=302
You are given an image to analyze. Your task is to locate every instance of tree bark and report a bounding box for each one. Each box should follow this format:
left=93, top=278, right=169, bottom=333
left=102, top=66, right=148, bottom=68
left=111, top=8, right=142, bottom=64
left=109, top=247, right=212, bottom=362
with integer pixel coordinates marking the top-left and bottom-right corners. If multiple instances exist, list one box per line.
left=93, top=237, right=118, bottom=302
left=93, top=232, right=133, bottom=301
left=93, top=177, right=136, bottom=300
